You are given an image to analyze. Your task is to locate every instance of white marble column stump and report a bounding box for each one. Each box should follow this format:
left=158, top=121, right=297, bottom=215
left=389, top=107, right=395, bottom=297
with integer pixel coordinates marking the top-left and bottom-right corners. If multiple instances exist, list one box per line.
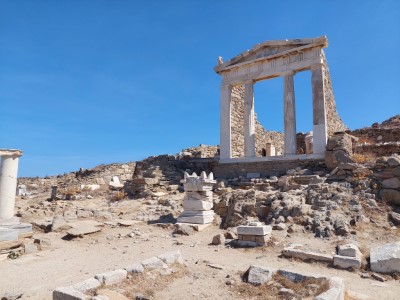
left=244, top=81, right=256, bottom=158
left=311, top=64, right=328, bottom=154
left=0, top=149, right=32, bottom=242
left=0, top=149, right=22, bottom=221
left=283, top=71, right=297, bottom=155
left=220, top=84, right=232, bottom=160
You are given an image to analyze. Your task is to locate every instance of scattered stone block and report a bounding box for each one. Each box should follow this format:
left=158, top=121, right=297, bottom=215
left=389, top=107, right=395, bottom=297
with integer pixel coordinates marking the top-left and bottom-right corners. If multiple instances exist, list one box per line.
left=71, top=278, right=101, bottom=293
left=370, top=241, right=400, bottom=273
left=23, top=242, right=38, bottom=254
left=315, top=277, right=345, bottom=300
left=157, top=250, right=184, bottom=265
left=52, top=215, right=68, bottom=231
left=125, top=262, right=144, bottom=274
left=211, top=233, right=225, bottom=245
left=337, top=244, right=362, bottom=258
left=246, top=265, right=274, bottom=286
left=141, top=257, right=165, bottom=270
left=53, top=287, right=87, bottom=300
left=282, top=245, right=333, bottom=263
left=333, top=255, right=361, bottom=269
left=1, top=291, right=23, bottom=300
left=67, top=226, right=101, bottom=237
left=95, top=269, right=127, bottom=285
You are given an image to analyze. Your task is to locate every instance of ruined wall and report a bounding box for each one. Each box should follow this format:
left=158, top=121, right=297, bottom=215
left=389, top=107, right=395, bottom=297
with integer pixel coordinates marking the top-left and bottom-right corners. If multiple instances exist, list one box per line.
left=322, top=51, right=348, bottom=136
left=230, top=85, right=284, bottom=157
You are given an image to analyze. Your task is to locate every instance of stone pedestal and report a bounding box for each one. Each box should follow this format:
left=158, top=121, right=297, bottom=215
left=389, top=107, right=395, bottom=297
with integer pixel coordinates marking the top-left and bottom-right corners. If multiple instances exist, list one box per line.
left=237, top=222, right=272, bottom=247
left=177, top=172, right=216, bottom=225
left=265, top=143, right=276, bottom=156
left=0, top=149, right=32, bottom=242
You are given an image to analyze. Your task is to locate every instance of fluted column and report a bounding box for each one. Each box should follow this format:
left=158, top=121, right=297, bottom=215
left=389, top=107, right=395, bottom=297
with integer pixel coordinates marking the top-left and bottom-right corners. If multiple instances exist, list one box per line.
left=311, top=64, right=327, bottom=154
left=0, top=149, right=22, bottom=220
left=244, top=81, right=256, bottom=157
left=283, top=71, right=297, bottom=155
left=220, top=84, right=232, bottom=159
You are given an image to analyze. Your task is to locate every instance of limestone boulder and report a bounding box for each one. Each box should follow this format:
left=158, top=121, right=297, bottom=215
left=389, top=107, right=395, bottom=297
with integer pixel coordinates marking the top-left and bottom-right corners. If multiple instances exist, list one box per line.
left=246, top=265, right=274, bottom=286
left=382, top=178, right=400, bottom=189
left=379, top=189, right=400, bottom=206
left=370, top=241, right=400, bottom=273
left=387, top=156, right=400, bottom=166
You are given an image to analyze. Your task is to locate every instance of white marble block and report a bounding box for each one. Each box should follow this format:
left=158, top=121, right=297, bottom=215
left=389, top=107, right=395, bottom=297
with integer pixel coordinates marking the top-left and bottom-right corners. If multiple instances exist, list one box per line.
left=237, top=225, right=272, bottom=236
left=183, top=199, right=213, bottom=211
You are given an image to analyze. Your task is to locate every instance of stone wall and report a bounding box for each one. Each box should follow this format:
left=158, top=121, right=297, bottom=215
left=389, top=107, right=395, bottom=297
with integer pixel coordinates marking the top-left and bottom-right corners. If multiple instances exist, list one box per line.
left=231, top=85, right=284, bottom=157
left=213, top=158, right=325, bottom=178
left=322, top=51, right=348, bottom=136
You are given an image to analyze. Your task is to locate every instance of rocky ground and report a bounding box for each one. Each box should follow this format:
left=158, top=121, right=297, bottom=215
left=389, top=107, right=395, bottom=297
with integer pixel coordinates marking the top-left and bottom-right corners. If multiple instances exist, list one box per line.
left=1, top=147, right=400, bottom=299
left=3, top=113, right=400, bottom=300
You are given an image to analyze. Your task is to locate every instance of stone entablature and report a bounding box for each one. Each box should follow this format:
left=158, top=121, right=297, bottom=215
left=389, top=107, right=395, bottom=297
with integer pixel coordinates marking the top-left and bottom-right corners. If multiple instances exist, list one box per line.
left=215, top=36, right=346, bottom=162
left=215, top=37, right=327, bottom=85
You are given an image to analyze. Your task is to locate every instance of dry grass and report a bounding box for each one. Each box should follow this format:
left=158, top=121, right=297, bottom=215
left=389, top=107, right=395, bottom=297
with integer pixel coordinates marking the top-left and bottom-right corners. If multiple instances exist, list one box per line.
left=59, top=186, right=81, bottom=196
left=232, top=272, right=330, bottom=300
left=92, top=264, right=189, bottom=299
left=352, top=152, right=376, bottom=164
left=110, top=191, right=126, bottom=201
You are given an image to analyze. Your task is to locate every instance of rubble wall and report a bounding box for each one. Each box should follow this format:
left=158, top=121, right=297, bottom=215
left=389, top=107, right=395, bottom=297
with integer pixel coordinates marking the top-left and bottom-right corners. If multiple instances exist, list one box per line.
left=231, top=85, right=284, bottom=157
left=348, top=128, right=400, bottom=144
left=322, top=51, right=348, bottom=136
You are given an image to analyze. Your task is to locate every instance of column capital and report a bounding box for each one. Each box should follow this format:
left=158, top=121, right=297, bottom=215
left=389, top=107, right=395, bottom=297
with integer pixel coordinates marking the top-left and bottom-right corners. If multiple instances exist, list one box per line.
left=0, top=149, right=23, bottom=158
left=311, top=63, right=324, bottom=71
left=243, top=80, right=255, bottom=85
left=282, top=70, right=295, bottom=77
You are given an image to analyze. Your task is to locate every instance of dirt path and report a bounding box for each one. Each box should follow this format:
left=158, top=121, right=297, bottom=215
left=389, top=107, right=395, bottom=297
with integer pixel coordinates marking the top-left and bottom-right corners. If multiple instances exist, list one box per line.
left=1, top=223, right=399, bottom=300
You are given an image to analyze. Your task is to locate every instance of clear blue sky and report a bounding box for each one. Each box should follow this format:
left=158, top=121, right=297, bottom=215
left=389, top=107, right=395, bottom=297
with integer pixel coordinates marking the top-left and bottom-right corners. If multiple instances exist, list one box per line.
left=1, top=1, right=399, bottom=177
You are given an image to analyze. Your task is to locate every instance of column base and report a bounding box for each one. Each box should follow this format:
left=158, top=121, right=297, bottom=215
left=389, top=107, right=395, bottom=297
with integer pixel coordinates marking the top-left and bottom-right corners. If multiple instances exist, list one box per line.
left=0, top=216, right=20, bottom=226
left=0, top=222, right=32, bottom=242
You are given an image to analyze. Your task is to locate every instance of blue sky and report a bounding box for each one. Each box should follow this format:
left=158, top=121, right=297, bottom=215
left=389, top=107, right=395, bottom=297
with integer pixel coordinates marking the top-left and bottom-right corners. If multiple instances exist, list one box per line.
left=0, top=1, right=399, bottom=177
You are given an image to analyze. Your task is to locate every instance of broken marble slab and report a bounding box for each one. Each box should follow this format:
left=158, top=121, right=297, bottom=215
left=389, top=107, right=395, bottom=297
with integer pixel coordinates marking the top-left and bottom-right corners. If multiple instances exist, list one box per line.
left=66, top=220, right=103, bottom=237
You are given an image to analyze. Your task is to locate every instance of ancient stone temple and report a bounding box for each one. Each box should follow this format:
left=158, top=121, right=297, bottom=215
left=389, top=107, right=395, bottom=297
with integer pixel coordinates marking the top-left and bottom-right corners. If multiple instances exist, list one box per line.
left=214, top=36, right=346, bottom=163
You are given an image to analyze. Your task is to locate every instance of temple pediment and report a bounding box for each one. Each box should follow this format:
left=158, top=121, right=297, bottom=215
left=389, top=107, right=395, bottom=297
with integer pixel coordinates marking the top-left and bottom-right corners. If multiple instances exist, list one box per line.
left=215, top=36, right=328, bottom=73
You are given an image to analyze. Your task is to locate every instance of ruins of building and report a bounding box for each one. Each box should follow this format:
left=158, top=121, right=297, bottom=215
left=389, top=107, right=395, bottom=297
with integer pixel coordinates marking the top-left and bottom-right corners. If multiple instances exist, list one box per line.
left=214, top=36, right=346, bottom=163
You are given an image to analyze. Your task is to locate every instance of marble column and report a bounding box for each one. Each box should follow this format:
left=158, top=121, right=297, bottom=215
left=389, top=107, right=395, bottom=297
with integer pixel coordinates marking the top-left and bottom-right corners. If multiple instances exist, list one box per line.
left=220, top=84, right=232, bottom=159
left=0, top=149, right=22, bottom=221
left=311, top=64, right=327, bottom=154
left=244, top=81, right=256, bottom=157
left=283, top=71, right=297, bottom=155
